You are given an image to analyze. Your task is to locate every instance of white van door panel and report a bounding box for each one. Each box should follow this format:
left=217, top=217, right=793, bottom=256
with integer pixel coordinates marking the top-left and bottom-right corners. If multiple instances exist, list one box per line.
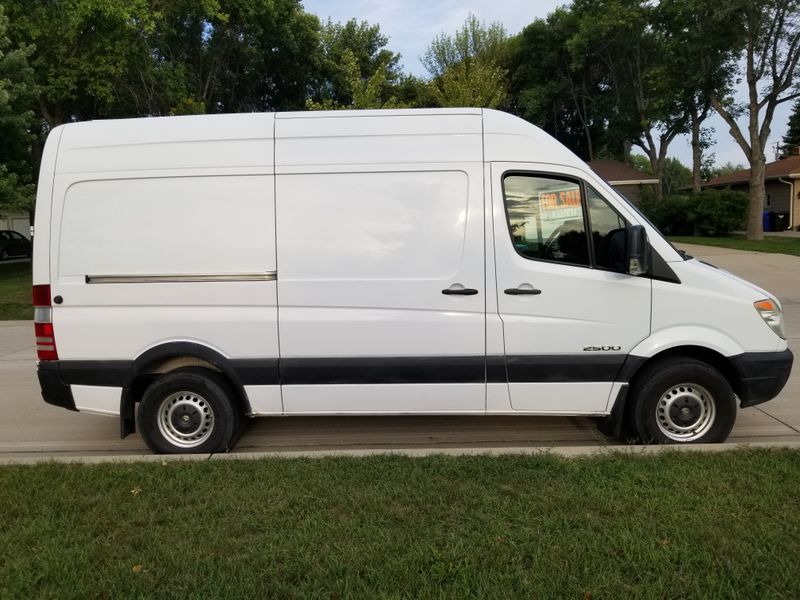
left=275, top=166, right=486, bottom=413
left=50, top=173, right=281, bottom=410
left=491, top=163, right=651, bottom=413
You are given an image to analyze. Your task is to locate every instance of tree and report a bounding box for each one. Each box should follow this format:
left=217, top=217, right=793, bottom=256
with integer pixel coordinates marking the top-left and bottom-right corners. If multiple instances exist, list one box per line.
left=781, top=99, right=800, bottom=154
left=0, top=3, right=36, bottom=218
left=0, top=0, right=166, bottom=221
left=703, top=160, right=746, bottom=181
left=660, top=157, right=693, bottom=196
left=630, top=155, right=692, bottom=196
left=170, top=0, right=321, bottom=113
left=658, top=0, right=740, bottom=193
left=1, top=0, right=158, bottom=126
left=422, top=14, right=510, bottom=109
left=311, top=18, right=402, bottom=107
left=570, top=0, right=695, bottom=201
left=306, top=49, right=409, bottom=110
left=510, top=8, right=620, bottom=161
left=704, top=0, right=800, bottom=239
left=427, top=60, right=507, bottom=108
left=422, top=14, right=508, bottom=77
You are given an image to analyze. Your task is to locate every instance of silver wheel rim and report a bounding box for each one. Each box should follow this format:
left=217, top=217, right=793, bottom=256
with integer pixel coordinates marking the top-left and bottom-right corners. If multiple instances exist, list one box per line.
left=157, top=391, right=215, bottom=449
left=656, top=382, right=716, bottom=442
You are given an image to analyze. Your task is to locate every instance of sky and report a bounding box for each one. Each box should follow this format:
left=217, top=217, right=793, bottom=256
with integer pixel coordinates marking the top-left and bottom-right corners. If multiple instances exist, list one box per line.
left=302, top=0, right=794, bottom=170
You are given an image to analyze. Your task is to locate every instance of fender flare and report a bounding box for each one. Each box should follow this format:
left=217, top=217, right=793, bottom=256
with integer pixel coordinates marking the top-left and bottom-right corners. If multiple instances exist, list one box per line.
left=629, top=326, right=744, bottom=359
left=601, top=328, right=746, bottom=440
left=120, top=342, right=255, bottom=437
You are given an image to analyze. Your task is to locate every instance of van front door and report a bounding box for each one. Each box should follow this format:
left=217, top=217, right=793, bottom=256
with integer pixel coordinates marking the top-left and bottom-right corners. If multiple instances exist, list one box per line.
left=491, top=163, right=651, bottom=413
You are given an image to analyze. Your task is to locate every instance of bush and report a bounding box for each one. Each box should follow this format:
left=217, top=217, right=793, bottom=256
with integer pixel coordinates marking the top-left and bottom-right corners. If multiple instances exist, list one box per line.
left=638, top=189, right=748, bottom=237
left=639, top=194, right=694, bottom=235
left=691, top=189, right=749, bottom=236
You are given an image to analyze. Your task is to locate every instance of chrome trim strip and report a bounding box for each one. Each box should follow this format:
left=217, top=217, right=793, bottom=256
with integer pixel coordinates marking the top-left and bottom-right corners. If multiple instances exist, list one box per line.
left=85, top=272, right=277, bottom=284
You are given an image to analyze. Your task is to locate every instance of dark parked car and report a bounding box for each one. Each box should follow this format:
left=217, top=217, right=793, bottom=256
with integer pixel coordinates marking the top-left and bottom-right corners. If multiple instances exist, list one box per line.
left=0, top=230, right=31, bottom=260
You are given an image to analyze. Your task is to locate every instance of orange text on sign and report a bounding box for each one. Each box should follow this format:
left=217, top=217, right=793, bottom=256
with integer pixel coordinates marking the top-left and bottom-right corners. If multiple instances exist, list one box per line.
left=539, top=188, right=581, bottom=211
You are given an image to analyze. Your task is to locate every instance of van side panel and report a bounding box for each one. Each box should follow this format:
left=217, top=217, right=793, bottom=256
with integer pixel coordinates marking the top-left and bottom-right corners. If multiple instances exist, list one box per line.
left=49, top=115, right=280, bottom=415
left=275, top=113, right=487, bottom=413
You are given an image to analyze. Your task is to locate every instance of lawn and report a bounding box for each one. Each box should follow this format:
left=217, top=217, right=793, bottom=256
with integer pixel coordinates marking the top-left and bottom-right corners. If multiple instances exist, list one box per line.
left=0, top=262, right=31, bottom=320
left=670, top=235, right=800, bottom=257
left=2, top=449, right=799, bottom=598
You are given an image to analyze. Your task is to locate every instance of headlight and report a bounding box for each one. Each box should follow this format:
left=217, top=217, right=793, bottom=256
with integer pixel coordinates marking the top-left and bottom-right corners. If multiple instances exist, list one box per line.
left=754, top=299, right=786, bottom=339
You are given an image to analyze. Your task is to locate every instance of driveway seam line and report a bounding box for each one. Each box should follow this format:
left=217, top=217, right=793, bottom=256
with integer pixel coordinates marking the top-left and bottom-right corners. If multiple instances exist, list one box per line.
left=754, top=406, right=800, bottom=435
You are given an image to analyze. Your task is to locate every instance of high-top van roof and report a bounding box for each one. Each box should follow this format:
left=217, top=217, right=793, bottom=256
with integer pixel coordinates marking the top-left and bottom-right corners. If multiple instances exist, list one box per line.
left=51, top=108, right=585, bottom=174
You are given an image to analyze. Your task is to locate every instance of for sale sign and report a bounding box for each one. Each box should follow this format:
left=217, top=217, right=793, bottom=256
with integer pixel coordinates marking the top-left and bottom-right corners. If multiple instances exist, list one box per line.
left=539, top=187, right=582, bottom=222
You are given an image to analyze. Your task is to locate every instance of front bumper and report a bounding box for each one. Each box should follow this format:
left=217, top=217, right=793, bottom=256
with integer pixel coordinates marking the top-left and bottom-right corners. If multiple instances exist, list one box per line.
left=37, top=361, right=77, bottom=411
left=731, top=348, right=794, bottom=408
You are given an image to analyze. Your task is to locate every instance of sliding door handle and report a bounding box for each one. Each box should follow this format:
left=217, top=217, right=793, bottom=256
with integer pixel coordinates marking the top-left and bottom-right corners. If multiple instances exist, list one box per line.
left=442, top=287, right=479, bottom=296
left=504, top=287, right=542, bottom=295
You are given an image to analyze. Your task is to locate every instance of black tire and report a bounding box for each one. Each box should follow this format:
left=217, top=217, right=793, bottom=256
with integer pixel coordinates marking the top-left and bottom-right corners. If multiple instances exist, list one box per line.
left=0, top=249, right=7, bottom=261
left=137, top=367, right=241, bottom=454
left=629, top=357, right=736, bottom=444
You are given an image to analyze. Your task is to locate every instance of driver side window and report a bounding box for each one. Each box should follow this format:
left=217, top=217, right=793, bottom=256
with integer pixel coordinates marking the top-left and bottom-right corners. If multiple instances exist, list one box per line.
left=587, top=186, right=628, bottom=272
left=502, top=174, right=589, bottom=266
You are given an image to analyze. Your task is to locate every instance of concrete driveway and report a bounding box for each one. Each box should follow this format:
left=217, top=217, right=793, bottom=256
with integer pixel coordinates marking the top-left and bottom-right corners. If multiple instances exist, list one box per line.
left=0, top=243, right=798, bottom=458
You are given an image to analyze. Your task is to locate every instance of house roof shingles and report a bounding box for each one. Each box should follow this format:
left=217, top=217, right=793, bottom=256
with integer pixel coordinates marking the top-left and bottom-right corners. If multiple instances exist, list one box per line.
left=704, top=155, right=800, bottom=187
left=587, top=160, right=659, bottom=185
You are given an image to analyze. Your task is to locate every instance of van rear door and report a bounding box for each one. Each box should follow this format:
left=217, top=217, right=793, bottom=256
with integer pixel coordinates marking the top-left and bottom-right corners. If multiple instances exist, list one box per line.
left=491, top=163, right=651, bottom=413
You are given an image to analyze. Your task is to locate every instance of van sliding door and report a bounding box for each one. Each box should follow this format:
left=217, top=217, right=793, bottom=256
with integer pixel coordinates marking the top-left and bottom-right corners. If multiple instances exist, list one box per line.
left=274, top=113, right=487, bottom=413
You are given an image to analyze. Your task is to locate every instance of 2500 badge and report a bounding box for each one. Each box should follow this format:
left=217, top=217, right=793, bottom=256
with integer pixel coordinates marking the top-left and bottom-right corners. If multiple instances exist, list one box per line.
left=583, top=345, right=622, bottom=352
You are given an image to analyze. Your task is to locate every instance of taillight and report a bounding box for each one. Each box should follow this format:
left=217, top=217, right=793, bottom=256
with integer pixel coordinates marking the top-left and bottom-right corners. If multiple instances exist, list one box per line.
left=33, top=284, right=58, bottom=360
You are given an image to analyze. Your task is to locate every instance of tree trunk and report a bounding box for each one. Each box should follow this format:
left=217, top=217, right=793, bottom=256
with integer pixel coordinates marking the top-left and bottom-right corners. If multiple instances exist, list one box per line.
left=746, top=83, right=767, bottom=240
left=690, top=111, right=702, bottom=193
left=622, top=140, right=632, bottom=164
left=747, top=156, right=766, bottom=240
left=651, top=162, right=663, bottom=202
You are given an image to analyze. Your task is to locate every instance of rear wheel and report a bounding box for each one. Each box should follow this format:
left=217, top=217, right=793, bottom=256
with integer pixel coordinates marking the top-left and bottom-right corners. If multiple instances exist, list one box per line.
left=630, top=357, right=736, bottom=444
left=0, top=249, right=7, bottom=261
left=137, top=368, right=241, bottom=454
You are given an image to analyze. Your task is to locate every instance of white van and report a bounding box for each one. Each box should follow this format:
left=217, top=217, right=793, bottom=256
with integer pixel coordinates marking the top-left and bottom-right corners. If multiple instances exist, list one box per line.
left=33, top=108, right=792, bottom=453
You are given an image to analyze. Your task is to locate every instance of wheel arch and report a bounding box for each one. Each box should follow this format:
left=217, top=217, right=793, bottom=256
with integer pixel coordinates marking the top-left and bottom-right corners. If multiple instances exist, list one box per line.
left=120, top=342, right=253, bottom=438
left=601, top=344, right=742, bottom=440
left=627, top=345, right=741, bottom=399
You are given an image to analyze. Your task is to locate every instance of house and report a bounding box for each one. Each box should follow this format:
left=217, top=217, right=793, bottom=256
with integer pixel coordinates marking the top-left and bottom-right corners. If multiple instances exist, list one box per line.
left=703, top=151, right=800, bottom=231
left=587, top=160, right=659, bottom=204
left=1, top=213, right=31, bottom=238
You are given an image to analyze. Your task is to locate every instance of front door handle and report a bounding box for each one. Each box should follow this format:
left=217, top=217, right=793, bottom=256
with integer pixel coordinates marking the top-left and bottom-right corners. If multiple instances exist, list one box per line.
left=442, top=287, right=479, bottom=296
left=504, top=287, right=542, bottom=295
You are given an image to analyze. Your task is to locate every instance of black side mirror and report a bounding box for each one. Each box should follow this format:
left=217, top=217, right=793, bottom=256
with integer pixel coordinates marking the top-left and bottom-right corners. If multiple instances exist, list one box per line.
left=626, top=225, right=650, bottom=276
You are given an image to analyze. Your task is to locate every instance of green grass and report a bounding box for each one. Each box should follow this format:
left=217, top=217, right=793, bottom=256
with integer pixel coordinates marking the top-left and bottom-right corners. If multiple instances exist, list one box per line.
left=2, top=450, right=800, bottom=598
left=0, top=261, right=31, bottom=320
left=670, top=235, right=800, bottom=257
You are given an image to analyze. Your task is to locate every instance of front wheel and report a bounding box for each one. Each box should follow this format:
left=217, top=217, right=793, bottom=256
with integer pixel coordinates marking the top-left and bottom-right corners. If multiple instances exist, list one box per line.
left=630, top=358, right=736, bottom=444
left=137, top=368, right=241, bottom=454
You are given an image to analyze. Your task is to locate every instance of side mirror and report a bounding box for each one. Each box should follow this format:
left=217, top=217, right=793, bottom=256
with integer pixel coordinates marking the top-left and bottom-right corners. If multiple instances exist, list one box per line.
left=626, top=225, right=650, bottom=276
